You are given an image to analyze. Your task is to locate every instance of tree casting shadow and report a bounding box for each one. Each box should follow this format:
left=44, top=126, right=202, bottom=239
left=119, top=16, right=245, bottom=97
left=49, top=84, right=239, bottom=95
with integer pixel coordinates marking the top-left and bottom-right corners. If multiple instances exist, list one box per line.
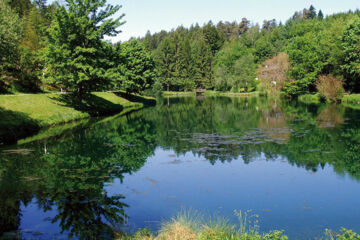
left=0, top=107, right=40, bottom=145
left=114, top=91, right=156, bottom=106
left=52, top=93, right=124, bottom=117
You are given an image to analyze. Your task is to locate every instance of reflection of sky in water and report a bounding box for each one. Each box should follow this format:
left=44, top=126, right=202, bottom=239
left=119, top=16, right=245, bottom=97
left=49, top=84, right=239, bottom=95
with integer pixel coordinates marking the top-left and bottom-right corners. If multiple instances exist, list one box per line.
left=108, top=147, right=360, bottom=239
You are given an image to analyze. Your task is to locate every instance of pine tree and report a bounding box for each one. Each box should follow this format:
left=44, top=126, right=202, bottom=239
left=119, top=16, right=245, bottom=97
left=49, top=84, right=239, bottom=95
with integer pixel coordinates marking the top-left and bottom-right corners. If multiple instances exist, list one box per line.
left=155, top=37, right=175, bottom=91
left=203, top=22, right=224, bottom=56
left=309, top=5, right=317, bottom=19
left=192, top=38, right=213, bottom=89
left=9, top=0, right=32, bottom=17
left=318, top=10, right=324, bottom=20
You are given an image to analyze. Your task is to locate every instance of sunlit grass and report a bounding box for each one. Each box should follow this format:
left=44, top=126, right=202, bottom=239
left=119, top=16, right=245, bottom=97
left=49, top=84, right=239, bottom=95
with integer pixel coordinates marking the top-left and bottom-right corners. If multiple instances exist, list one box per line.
left=0, top=92, right=154, bottom=144
left=116, top=209, right=360, bottom=239
left=116, top=210, right=288, bottom=240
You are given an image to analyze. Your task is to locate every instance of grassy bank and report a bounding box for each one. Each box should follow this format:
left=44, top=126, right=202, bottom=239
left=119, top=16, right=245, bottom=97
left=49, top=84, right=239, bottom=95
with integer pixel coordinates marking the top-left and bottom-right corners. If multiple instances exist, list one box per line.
left=162, top=91, right=260, bottom=97
left=204, top=91, right=260, bottom=97
left=163, top=91, right=196, bottom=96
left=298, top=93, right=360, bottom=108
left=116, top=211, right=359, bottom=240
left=0, top=92, right=155, bottom=145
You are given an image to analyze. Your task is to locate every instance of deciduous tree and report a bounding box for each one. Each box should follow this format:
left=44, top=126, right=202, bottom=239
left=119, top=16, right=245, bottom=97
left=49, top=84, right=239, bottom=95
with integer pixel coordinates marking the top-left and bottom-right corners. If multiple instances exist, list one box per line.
left=43, top=0, right=124, bottom=96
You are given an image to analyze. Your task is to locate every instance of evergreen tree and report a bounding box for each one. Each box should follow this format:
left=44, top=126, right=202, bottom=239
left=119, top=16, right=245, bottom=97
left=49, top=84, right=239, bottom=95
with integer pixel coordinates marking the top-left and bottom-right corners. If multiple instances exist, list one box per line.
left=309, top=5, right=317, bottom=19
left=155, top=37, right=175, bottom=91
left=239, top=18, right=250, bottom=35
left=318, top=10, right=324, bottom=20
left=43, top=0, right=124, bottom=96
left=9, top=0, right=32, bottom=17
left=203, top=21, right=224, bottom=55
left=192, top=38, right=213, bottom=89
left=178, top=37, right=195, bottom=90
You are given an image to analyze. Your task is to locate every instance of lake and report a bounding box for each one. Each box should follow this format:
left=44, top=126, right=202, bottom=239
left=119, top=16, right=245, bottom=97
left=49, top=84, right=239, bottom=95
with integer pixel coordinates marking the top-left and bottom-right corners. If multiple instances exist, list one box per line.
left=1, top=96, right=360, bottom=239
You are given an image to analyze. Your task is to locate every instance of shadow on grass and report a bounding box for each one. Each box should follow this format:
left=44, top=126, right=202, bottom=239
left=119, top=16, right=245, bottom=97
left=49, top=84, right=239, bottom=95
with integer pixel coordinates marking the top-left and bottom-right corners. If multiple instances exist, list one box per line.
left=51, top=93, right=124, bottom=117
left=0, top=108, right=40, bottom=145
left=114, top=91, right=156, bottom=106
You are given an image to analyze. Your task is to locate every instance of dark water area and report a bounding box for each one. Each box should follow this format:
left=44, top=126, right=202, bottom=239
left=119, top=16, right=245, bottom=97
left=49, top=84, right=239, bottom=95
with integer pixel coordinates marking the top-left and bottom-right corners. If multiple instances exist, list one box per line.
left=1, top=96, right=360, bottom=239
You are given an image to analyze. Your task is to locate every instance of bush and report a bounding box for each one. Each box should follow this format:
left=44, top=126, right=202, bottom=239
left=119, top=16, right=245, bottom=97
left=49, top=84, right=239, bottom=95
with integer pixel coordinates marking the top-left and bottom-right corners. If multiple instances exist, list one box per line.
left=315, top=75, right=344, bottom=102
left=257, top=52, right=290, bottom=96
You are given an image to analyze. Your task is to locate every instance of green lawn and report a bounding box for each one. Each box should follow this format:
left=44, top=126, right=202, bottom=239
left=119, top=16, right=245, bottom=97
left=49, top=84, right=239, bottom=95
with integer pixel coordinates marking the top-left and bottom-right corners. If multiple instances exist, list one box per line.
left=0, top=92, right=155, bottom=145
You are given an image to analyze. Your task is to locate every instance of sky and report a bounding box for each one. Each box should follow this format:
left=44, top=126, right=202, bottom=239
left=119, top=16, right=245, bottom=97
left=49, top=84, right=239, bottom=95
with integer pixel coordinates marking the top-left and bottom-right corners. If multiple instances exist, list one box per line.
left=52, top=0, right=360, bottom=42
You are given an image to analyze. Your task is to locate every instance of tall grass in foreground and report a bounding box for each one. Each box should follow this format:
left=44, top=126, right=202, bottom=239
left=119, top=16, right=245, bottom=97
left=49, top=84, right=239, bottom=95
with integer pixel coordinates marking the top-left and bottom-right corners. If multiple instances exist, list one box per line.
left=115, top=210, right=288, bottom=240
left=116, top=210, right=360, bottom=240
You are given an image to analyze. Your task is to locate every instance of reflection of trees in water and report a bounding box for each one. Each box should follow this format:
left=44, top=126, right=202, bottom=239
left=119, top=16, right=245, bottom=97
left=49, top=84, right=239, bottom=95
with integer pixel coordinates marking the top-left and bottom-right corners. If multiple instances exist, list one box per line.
left=142, top=97, right=360, bottom=180
left=258, top=100, right=291, bottom=143
left=316, top=104, right=345, bottom=128
left=2, top=97, right=360, bottom=238
left=0, top=113, right=157, bottom=239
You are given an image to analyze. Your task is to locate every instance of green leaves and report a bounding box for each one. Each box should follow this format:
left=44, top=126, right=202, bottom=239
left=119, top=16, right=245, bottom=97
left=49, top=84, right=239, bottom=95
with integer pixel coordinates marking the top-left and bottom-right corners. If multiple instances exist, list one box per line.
left=0, top=1, right=23, bottom=92
left=43, top=0, right=124, bottom=95
left=341, top=17, right=360, bottom=92
left=214, top=41, right=257, bottom=92
left=111, top=40, right=157, bottom=94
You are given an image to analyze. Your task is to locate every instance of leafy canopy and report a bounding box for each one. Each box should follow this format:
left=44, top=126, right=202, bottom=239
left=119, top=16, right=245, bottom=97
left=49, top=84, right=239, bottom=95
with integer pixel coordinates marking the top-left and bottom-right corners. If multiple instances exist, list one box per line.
left=43, top=0, right=124, bottom=95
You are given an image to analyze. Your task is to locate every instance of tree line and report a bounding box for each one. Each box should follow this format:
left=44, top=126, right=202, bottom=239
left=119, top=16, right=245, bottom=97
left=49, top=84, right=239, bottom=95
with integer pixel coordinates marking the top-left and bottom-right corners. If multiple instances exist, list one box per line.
left=1, top=1, right=360, bottom=99
left=139, top=5, right=360, bottom=99
left=0, top=0, right=156, bottom=97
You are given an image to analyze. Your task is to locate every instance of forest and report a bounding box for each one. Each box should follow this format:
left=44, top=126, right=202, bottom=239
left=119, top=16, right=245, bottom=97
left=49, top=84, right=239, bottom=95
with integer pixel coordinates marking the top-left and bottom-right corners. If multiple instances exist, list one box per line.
left=1, top=0, right=360, bottom=101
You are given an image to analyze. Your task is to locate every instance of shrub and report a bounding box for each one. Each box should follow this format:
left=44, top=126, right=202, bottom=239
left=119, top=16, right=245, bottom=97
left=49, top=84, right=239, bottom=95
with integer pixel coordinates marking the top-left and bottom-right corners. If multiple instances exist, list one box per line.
left=315, top=75, right=344, bottom=102
left=257, top=52, right=290, bottom=96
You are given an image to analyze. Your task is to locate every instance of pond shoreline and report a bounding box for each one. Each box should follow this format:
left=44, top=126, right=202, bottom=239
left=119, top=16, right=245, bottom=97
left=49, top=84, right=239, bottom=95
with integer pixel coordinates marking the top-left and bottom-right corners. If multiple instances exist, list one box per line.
left=0, top=92, right=155, bottom=145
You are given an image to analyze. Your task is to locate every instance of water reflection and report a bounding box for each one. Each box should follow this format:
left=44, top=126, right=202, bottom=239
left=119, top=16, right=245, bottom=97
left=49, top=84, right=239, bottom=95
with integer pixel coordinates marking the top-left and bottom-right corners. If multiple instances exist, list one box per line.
left=0, top=113, right=157, bottom=239
left=1, top=96, right=360, bottom=239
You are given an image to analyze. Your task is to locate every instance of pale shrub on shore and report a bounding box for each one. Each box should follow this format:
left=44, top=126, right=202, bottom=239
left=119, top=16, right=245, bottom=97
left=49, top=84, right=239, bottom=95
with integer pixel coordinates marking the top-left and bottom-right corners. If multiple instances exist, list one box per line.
left=257, top=52, right=290, bottom=95
left=315, top=75, right=344, bottom=102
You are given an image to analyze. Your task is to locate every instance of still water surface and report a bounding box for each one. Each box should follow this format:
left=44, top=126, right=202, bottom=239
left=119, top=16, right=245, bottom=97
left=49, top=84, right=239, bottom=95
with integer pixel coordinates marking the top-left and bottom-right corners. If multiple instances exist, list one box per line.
left=1, top=96, right=360, bottom=239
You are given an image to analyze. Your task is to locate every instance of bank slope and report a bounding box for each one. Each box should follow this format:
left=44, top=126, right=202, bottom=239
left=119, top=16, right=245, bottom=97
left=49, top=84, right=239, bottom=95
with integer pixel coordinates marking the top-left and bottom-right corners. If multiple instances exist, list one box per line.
left=0, top=92, right=155, bottom=145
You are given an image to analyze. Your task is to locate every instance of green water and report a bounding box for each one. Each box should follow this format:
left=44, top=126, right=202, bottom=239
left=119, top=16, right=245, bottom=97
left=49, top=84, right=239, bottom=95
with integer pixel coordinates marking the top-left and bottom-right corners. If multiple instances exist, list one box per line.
left=1, top=96, right=360, bottom=239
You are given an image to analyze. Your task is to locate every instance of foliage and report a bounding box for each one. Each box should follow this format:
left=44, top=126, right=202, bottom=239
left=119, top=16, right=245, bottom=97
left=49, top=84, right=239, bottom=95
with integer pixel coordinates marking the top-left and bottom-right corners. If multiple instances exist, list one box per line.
left=316, top=75, right=344, bottom=102
left=341, top=17, right=360, bottom=92
left=43, top=0, right=124, bottom=96
left=283, top=34, right=324, bottom=96
left=214, top=41, right=257, bottom=92
left=0, top=0, right=23, bottom=92
left=112, top=40, right=157, bottom=94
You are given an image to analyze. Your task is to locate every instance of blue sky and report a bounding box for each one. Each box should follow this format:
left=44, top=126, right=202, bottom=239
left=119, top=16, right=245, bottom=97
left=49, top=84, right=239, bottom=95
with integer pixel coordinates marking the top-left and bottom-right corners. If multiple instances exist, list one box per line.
left=53, top=0, right=360, bottom=42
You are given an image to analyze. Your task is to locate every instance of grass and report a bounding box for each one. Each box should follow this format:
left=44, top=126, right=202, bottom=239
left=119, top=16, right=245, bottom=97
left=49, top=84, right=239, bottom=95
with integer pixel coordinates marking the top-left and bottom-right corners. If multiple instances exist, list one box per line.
left=162, top=91, right=260, bottom=97
left=298, top=93, right=360, bottom=108
left=204, top=91, right=260, bottom=97
left=163, top=91, right=196, bottom=96
left=0, top=91, right=155, bottom=145
left=341, top=94, right=360, bottom=105
left=116, top=210, right=360, bottom=240
left=116, top=210, right=288, bottom=240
